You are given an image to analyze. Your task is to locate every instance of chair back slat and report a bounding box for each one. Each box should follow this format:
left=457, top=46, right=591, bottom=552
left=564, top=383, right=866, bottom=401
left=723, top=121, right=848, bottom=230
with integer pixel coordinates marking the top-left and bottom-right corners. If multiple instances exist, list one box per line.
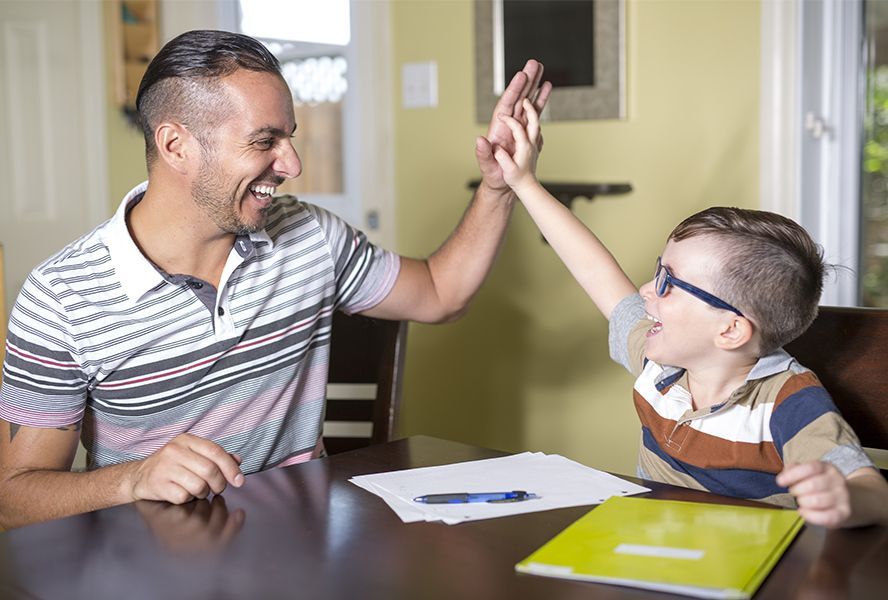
left=785, top=306, right=888, bottom=454
left=323, top=312, right=407, bottom=454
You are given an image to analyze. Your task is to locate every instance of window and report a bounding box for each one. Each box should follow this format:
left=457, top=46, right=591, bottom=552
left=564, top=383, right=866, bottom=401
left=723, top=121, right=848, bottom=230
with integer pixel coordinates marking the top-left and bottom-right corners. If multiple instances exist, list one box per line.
left=240, top=0, right=349, bottom=199
left=861, top=1, right=888, bottom=306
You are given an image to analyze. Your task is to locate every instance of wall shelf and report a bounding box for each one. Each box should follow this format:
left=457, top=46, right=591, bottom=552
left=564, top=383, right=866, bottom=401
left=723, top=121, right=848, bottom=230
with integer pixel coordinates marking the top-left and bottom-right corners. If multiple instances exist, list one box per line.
left=468, top=180, right=632, bottom=210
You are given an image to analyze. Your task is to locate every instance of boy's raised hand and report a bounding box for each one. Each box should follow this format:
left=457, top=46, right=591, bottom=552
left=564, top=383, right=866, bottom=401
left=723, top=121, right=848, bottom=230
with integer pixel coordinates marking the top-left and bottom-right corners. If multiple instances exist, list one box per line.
left=493, top=99, right=542, bottom=192
left=777, top=461, right=851, bottom=528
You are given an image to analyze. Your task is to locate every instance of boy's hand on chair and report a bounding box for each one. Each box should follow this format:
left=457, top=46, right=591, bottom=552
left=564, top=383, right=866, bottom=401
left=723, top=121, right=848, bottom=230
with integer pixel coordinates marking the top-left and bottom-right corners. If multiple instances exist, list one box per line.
left=493, top=99, right=543, bottom=193
left=777, top=461, right=851, bottom=528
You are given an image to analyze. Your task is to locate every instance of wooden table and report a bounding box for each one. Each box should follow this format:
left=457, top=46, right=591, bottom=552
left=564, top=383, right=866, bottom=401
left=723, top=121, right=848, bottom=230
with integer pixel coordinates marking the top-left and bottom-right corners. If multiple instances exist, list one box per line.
left=2, top=436, right=887, bottom=599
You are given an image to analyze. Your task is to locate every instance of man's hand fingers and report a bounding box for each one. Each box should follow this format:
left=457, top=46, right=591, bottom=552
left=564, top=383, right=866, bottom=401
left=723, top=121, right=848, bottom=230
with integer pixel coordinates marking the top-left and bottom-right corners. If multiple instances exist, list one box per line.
left=496, top=70, right=529, bottom=116
left=516, top=59, right=544, bottom=118
left=475, top=136, right=493, bottom=159
left=162, top=481, right=197, bottom=505
left=185, top=436, right=244, bottom=488
left=533, top=80, right=553, bottom=114
left=168, top=463, right=215, bottom=499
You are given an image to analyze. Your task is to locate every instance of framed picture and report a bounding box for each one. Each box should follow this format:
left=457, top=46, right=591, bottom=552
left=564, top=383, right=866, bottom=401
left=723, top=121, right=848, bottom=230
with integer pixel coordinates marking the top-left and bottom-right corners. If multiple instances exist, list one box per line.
left=475, top=0, right=626, bottom=122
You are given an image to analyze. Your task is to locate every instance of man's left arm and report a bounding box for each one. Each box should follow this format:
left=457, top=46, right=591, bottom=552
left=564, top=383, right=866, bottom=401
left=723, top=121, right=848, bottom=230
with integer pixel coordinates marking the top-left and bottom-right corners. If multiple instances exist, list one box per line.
left=362, top=60, right=551, bottom=324
left=361, top=180, right=515, bottom=323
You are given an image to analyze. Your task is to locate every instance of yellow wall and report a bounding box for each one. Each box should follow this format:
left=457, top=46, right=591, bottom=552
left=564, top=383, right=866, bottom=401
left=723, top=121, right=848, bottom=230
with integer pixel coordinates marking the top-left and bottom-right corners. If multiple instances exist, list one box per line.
left=391, top=0, right=760, bottom=473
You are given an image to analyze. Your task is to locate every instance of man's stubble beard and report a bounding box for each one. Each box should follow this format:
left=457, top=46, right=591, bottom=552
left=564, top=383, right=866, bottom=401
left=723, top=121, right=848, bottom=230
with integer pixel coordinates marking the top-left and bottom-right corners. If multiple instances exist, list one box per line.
left=191, top=152, right=268, bottom=235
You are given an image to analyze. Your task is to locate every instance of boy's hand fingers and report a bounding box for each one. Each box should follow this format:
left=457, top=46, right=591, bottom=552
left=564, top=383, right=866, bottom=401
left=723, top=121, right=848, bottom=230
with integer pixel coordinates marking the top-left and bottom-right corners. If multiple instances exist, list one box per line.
left=776, top=461, right=823, bottom=488
left=493, top=146, right=516, bottom=171
left=497, top=113, right=530, bottom=146
left=778, top=461, right=850, bottom=528
left=523, top=99, right=541, bottom=145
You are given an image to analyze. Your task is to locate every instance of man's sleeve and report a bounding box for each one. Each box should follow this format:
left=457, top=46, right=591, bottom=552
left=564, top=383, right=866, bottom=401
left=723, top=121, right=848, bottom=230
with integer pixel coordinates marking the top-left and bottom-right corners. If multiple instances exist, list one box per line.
left=0, top=271, right=88, bottom=427
left=770, top=371, right=874, bottom=476
left=304, top=204, right=400, bottom=315
left=608, top=293, right=650, bottom=377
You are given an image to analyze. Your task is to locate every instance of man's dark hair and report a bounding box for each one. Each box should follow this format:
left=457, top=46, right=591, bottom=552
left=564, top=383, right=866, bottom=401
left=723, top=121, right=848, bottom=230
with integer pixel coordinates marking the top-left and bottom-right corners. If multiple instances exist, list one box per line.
left=136, top=30, right=282, bottom=167
left=669, top=207, right=828, bottom=354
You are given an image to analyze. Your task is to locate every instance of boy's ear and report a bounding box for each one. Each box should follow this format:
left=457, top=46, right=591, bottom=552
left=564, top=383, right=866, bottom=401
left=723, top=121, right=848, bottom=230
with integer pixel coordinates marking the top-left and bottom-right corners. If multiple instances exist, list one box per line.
left=714, top=315, right=755, bottom=351
left=154, top=122, right=197, bottom=175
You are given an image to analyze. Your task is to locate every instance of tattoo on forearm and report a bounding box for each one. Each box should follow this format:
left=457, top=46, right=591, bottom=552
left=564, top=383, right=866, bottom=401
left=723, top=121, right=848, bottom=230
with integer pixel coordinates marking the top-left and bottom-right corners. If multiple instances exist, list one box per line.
left=9, top=423, right=21, bottom=442
left=56, top=422, right=83, bottom=433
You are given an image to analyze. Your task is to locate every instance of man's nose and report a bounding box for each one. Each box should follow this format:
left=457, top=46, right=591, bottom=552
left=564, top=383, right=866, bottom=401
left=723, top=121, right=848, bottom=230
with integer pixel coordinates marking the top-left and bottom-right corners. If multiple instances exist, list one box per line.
left=275, top=141, right=302, bottom=180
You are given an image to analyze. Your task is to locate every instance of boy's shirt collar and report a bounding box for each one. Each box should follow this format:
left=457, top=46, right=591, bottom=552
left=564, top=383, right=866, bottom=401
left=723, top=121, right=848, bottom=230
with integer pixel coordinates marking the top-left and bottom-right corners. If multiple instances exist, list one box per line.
left=653, top=348, right=795, bottom=392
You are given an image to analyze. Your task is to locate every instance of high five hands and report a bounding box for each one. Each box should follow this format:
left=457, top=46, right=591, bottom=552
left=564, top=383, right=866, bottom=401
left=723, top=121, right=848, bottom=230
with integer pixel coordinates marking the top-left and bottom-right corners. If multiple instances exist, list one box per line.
left=475, top=59, right=551, bottom=191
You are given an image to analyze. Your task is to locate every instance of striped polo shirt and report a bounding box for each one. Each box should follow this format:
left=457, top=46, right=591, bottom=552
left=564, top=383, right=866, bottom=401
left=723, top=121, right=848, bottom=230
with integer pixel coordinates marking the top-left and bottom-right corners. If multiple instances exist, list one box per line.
left=609, top=294, right=873, bottom=507
left=0, top=182, right=400, bottom=473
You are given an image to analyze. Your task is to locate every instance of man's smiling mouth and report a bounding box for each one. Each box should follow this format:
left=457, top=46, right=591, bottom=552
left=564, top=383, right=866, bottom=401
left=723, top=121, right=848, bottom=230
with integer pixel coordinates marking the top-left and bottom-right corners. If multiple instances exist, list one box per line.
left=249, top=183, right=276, bottom=200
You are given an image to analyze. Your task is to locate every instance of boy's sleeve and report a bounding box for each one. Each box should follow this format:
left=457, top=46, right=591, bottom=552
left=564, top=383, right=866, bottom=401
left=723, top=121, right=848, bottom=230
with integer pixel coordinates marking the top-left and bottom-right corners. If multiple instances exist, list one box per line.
left=770, top=371, right=875, bottom=475
left=608, top=293, right=650, bottom=376
left=303, top=203, right=400, bottom=315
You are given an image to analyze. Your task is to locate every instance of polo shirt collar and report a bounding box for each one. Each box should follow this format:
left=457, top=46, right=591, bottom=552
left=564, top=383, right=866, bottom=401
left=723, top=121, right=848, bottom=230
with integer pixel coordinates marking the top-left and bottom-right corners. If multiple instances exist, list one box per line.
left=652, top=348, right=795, bottom=392
left=102, top=181, right=274, bottom=303
left=746, top=348, right=795, bottom=380
left=102, top=182, right=165, bottom=303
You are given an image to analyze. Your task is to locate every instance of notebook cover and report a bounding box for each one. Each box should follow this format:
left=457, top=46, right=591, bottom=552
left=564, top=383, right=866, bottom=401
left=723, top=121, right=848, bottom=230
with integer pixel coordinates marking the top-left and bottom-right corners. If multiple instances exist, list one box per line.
left=516, top=495, right=803, bottom=599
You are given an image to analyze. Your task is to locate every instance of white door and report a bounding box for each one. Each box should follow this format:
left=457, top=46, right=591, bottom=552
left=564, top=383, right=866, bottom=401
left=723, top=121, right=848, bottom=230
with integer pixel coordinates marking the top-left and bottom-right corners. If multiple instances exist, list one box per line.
left=0, top=0, right=108, bottom=315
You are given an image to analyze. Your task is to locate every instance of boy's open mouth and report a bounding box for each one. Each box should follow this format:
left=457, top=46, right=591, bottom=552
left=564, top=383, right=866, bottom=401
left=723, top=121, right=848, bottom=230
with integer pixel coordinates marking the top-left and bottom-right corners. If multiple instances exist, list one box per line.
left=645, top=313, right=662, bottom=336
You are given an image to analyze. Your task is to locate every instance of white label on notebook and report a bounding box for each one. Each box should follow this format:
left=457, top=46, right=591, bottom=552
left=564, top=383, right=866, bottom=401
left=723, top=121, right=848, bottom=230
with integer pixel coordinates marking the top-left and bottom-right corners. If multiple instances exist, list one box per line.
left=614, top=543, right=705, bottom=560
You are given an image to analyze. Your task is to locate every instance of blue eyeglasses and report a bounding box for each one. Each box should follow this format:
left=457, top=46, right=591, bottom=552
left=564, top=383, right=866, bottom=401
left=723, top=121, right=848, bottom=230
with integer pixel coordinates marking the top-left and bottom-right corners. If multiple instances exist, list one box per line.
left=653, top=257, right=744, bottom=316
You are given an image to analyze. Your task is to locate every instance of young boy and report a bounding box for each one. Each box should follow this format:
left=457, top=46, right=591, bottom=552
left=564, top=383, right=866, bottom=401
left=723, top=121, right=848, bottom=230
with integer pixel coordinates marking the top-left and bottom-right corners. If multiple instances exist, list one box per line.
left=492, top=99, right=888, bottom=528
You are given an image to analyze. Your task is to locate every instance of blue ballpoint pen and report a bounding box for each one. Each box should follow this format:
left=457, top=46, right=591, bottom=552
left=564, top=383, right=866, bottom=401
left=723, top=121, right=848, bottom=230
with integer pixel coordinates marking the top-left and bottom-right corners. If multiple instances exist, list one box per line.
left=412, top=490, right=539, bottom=504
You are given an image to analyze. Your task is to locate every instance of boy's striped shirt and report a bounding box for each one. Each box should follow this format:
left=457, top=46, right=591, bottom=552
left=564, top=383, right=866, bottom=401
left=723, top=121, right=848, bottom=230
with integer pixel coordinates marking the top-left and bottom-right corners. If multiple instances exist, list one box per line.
left=0, top=182, right=399, bottom=473
left=609, top=294, right=873, bottom=506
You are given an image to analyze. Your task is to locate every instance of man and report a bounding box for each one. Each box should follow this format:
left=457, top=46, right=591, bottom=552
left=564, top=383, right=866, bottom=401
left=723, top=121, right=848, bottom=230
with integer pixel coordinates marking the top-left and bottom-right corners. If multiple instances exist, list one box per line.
left=0, top=30, right=550, bottom=528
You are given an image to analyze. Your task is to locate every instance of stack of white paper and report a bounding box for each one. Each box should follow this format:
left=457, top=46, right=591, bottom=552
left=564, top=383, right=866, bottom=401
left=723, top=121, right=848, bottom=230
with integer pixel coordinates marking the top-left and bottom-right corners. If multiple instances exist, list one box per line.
left=349, top=452, right=650, bottom=525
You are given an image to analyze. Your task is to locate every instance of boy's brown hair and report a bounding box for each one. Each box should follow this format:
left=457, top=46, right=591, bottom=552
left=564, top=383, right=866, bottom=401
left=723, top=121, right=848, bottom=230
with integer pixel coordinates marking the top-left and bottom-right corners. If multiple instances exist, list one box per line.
left=669, top=207, right=826, bottom=354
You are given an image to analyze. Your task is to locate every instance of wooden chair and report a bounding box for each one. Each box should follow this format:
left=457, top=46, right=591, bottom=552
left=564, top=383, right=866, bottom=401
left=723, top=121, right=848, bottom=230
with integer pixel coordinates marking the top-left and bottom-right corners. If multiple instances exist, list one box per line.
left=323, top=311, right=407, bottom=455
left=785, top=306, right=888, bottom=475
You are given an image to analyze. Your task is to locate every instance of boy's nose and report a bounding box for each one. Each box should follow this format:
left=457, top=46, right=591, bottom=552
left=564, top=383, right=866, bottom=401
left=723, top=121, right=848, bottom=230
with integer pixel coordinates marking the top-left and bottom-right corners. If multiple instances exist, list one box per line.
left=639, top=279, right=655, bottom=300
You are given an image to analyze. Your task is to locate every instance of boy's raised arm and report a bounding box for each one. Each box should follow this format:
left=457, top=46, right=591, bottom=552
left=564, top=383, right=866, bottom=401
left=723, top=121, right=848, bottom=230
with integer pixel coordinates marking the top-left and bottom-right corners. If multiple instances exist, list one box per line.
left=493, top=100, right=637, bottom=320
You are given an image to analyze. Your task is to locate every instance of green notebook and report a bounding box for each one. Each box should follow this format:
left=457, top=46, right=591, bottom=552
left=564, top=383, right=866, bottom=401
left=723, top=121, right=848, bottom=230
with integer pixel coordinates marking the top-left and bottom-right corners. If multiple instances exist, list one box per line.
left=516, top=496, right=803, bottom=599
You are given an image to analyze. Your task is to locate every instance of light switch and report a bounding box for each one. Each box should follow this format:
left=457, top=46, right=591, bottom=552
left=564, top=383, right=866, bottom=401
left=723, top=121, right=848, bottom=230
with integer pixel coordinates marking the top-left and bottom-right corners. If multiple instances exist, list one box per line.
left=402, top=61, right=438, bottom=109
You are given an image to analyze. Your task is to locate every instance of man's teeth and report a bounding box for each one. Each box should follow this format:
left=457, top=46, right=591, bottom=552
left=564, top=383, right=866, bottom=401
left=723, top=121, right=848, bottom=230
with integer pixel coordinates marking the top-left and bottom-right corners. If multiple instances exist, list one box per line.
left=250, top=184, right=276, bottom=197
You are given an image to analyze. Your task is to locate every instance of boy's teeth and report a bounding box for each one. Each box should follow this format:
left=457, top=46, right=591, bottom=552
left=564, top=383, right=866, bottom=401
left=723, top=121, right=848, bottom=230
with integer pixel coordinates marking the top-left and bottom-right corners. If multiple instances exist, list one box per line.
left=645, top=312, right=662, bottom=333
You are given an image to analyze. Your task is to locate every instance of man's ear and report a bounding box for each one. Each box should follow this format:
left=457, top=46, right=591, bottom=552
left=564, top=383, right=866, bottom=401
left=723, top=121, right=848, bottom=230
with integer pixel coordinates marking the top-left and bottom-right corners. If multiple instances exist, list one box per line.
left=715, top=315, right=755, bottom=351
left=154, top=122, right=196, bottom=174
